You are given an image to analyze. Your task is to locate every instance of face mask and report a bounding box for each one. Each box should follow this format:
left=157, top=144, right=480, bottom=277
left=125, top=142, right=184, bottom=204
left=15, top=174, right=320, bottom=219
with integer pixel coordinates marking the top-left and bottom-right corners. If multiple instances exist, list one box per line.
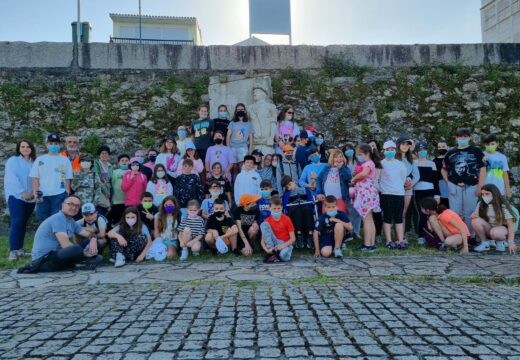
left=315, top=138, right=324, bottom=145
left=457, top=139, right=469, bottom=147
left=485, top=145, right=497, bottom=153
left=214, top=138, right=223, bottom=145
left=285, top=114, right=293, bottom=121
left=219, top=112, right=228, bottom=119
left=148, top=155, right=157, bottom=163
left=437, top=149, right=448, bottom=156
left=126, top=218, right=137, bottom=227
left=357, top=156, right=366, bottom=163
left=47, top=145, right=61, bottom=154
left=156, top=171, right=166, bottom=178
left=136, top=157, right=145, bottom=164
left=142, top=202, right=153, bottom=210
left=188, top=210, right=198, bottom=218
left=210, top=190, right=221, bottom=198
left=271, top=211, right=282, bottom=219
left=385, top=151, right=396, bottom=159
left=326, top=210, right=338, bottom=217
left=80, top=161, right=91, bottom=169
left=199, top=113, right=206, bottom=119
left=236, top=110, right=246, bottom=118
left=310, top=155, right=320, bottom=163
left=344, top=149, right=354, bottom=158
left=261, top=190, right=271, bottom=198
left=214, top=210, right=225, bottom=218
left=272, top=160, right=279, bottom=167
left=164, top=205, right=175, bottom=213
left=178, top=130, right=186, bottom=138
left=418, top=150, right=428, bottom=158
left=120, top=164, right=128, bottom=170
left=482, top=195, right=493, bottom=204
left=285, top=155, right=294, bottom=161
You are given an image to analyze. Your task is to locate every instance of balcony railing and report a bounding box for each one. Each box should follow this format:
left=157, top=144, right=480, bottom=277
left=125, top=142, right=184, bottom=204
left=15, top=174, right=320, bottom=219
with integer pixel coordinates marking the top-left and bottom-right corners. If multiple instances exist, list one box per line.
left=110, top=37, right=194, bottom=45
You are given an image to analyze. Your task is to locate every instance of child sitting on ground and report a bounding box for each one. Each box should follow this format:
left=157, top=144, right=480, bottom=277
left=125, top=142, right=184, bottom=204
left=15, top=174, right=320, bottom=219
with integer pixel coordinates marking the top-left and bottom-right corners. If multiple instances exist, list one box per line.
left=257, top=179, right=273, bottom=224
left=313, top=195, right=352, bottom=258
left=260, top=196, right=296, bottom=263
left=205, top=199, right=240, bottom=255
left=74, top=202, right=108, bottom=256
left=234, top=194, right=261, bottom=256
left=177, top=200, right=205, bottom=260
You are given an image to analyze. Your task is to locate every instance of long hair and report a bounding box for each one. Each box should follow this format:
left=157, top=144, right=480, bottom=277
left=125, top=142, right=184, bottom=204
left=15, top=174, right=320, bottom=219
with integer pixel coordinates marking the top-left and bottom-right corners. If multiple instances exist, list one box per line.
left=160, top=139, right=177, bottom=154
left=420, top=197, right=448, bottom=214
left=327, top=149, right=346, bottom=167
left=396, top=142, right=414, bottom=163
left=232, top=103, right=249, bottom=122
left=119, top=207, right=142, bottom=236
left=183, top=148, right=200, bottom=160
left=16, top=139, right=36, bottom=161
left=151, top=164, right=170, bottom=184
left=478, top=184, right=516, bottom=225
left=358, top=144, right=382, bottom=169
left=277, top=105, right=294, bottom=122
left=156, top=196, right=179, bottom=234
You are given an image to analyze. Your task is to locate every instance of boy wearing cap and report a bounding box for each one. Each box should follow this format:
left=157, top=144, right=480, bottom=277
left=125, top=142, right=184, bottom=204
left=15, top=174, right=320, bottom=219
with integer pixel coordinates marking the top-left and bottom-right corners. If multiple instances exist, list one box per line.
left=441, top=128, right=486, bottom=236
left=205, top=199, right=239, bottom=255
left=261, top=196, right=296, bottom=263
left=234, top=155, right=261, bottom=205
left=30, top=134, right=74, bottom=221
left=234, top=194, right=261, bottom=255
left=72, top=153, right=103, bottom=214
left=75, top=203, right=108, bottom=255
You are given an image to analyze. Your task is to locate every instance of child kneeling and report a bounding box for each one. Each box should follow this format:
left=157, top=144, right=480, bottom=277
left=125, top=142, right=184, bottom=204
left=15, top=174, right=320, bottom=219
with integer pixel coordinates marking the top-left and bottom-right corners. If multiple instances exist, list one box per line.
left=205, top=199, right=240, bottom=254
left=313, top=196, right=353, bottom=258
left=260, top=196, right=296, bottom=263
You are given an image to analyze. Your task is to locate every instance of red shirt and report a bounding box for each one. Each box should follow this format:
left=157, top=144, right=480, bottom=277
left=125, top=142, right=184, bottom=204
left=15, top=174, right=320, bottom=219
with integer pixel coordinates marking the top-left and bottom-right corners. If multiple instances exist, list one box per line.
left=265, top=215, right=294, bottom=242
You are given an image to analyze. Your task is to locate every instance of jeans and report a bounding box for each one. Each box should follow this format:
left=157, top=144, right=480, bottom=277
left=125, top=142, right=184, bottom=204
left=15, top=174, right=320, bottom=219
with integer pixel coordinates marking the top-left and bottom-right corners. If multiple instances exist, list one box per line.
left=260, top=222, right=293, bottom=261
left=36, top=192, right=67, bottom=221
left=7, top=196, right=35, bottom=251
left=38, top=244, right=85, bottom=272
left=448, top=182, right=478, bottom=235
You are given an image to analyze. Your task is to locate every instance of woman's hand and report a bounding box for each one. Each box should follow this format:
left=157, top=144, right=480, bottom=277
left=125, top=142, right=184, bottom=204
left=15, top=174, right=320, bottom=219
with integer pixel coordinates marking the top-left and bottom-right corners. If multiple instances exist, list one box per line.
left=508, top=241, right=517, bottom=255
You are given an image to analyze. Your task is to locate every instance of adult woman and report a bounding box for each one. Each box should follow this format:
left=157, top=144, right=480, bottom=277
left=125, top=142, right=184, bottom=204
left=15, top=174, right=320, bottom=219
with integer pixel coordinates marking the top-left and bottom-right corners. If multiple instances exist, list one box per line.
left=316, top=149, right=352, bottom=213
left=93, top=145, right=113, bottom=216
left=275, top=106, right=300, bottom=154
left=315, top=132, right=327, bottom=163
left=227, top=103, right=254, bottom=168
left=4, top=139, right=36, bottom=260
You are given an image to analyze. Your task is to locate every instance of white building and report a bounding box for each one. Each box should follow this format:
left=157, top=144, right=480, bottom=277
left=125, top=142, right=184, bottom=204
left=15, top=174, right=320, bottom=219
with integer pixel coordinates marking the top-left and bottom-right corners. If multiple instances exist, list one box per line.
left=481, top=0, right=520, bottom=42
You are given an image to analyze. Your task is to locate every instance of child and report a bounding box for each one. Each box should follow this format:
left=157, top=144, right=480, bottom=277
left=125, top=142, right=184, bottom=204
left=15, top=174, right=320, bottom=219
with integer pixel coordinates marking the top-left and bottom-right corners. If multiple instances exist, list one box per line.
left=281, top=175, right=315, bottom=249
left=281, top=144, right=300, bottom=180
left=107, top=207, right=152, bottom=267
left=177, top=200, right=205, bottom=260
left=433, top=140, right=450, bottom=208
left=72, top=153, right=103, bottom=213
left=146, top=164, right=173, bottom=206
left=176, top=142, right=204, bottom=178
left=205, top=130, right=235, bottom=182
left=234, top=194, right=261, bottom=256
left=234, top=155, right=261, bottom=205
left=108, top=154, right=130, bottom=227
left=420, top=197, right=469, bottom=254
left=173, top=159, right=205, bottom=217
left=149, top=196, right=180, bottom=260
left=313, top=195, right=352, bottom=258
left=74, top=202, right=108, bottom=256
left=176, top=126, right=189, bottom=158
left=298, top=148, right=327, bottom=198
left=205, top=199, right=240, bottom=254
left=472, top=184, right=517, bottom=254
left=351, top=144, right=381, bottom=252
left=483, top=134, right=511, bottom=198
left=201, top=180, right=229, bottom=219
left=137, top=192, right=158, bottom=234
left=191, top=104, right=214, bottom=163
left=205, top=162, right=233, bottom=207
left=257, top=179, right=273, bottom=224
left=121, top=158, right=148, bottom=207
left=260, top=196, right=296, bottom=263
left=156, top=134, right=181, bottom=181
left=377, top=141, right=407, bottom=249
left=395, top=136, right=420, bottom=234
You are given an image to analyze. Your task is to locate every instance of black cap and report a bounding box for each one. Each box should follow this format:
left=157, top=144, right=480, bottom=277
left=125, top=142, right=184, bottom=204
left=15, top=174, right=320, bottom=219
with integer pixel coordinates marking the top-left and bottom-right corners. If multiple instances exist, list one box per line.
left=396, top=136, right=412, bottom=146
left=416, top=142, right=427, bottom=149
left=164, top=134, right=175, bottom=142
left=299, top=130, right=309, bottom=139
left=251, top=149, right=264, bottom=156
left=47, top=133, right=61, bottom=142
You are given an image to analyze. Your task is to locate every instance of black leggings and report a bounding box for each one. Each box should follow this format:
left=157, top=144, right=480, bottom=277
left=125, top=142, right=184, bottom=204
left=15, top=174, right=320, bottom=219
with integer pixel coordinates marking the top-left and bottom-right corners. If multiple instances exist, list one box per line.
left=287, top=205, right=314, bottom=235
left=414, top=189, right=436, bottom=237
left=109, top=234, right=148, bottom=261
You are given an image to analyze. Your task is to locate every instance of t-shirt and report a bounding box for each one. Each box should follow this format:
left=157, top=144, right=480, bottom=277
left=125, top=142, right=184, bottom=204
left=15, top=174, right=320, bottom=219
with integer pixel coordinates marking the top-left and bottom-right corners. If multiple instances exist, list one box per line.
left=315, top=211, right=350, bottom=239
left=29, top=154, right=73, bottom=196
left=234, top=207, right=260, bottom=228
left=323, top=168, right=342, bottom=199
left=136, top=204, right=159, bottom=232
left=443, top=146, right=485, bottom=186
left=177, top=216, right=205, bottom=237
left=75, top=216, right=108, bottom=245
left=205, top=145, right=235, bottom=173
left=201, top=198, right=229, bottom=216
left=228, top=121, right=254, bottom=148
left=191, top=118, right=214, bottom=150
left=112, top=224, right=151, bottom=239
left=484, top=151, right=509, bottom=195
left=476, top=202, right=514, bottom=227
left=206, top=215, right=234, bottom=236
left=265, top=214, right=295, bottom=242
left=257, top=198, right=271, bottom=223
left=277, top=120, right=300, bottom=144
left=32, top=211, right=83, bottom=260
left=379, top=159, right=407, bottom=195
left=438, top=209, right=470, bottom=236
left=111, top=169, right=127, bottom=205
left=213, top=118, right=230, bottom=138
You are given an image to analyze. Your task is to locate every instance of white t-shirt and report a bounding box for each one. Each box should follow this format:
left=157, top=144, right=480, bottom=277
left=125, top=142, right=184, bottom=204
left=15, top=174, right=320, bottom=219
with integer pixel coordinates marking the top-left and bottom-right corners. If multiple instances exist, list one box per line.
left=29, top=154, right=73, bottom=196
left=323, top=168, right=342, bottom=199
left=379, top=159, right=407, bottom=195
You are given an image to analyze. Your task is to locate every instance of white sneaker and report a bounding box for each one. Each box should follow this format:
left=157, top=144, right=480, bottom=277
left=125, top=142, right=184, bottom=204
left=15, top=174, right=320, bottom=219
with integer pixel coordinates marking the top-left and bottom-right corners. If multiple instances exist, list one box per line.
left=114, top=253, right=125, bottom=267
left=334, top=247, right=343, bottom=258
left=180, top=247, right=189, bottom=261
left=16, top=249, right=31, bottom=257
left=417, top=237, right=426, bottom=246
left=474, top=241, right=490, bottom=252
left=8, top=251, right=17, bottom=261
left=495, top=241, right=506, bottom=252
left=488, top=240, right=497, bottom=248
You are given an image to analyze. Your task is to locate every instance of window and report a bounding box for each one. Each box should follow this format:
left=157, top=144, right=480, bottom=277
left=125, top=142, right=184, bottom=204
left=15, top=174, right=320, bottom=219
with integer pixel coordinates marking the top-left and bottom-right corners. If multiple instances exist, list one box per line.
left=162, top=28, right=189, bottom=41
left=120, top=25, right=137, bottom=38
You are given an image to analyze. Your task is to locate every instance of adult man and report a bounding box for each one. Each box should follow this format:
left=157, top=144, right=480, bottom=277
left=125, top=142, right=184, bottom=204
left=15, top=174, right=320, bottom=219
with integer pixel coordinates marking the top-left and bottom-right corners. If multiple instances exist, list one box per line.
left=31, top=134, right=73, bottom=221
left=60, top=135, right=81, bottom=173
left=26, top=195, right=98, bottom=272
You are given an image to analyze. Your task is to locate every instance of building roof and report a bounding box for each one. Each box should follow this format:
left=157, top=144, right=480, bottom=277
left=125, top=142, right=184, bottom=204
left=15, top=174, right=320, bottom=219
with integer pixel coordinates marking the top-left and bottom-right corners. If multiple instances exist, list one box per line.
left=234, top=36, right=271, bottom=46
left=109, top=13, right=198, bottom=24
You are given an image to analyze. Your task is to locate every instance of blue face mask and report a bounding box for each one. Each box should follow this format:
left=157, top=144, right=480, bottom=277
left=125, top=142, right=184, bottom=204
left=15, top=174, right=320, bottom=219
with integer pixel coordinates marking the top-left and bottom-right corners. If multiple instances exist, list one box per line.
left=219, top=112, right=228, bottom=119
left=178, top=130, right=186, bottom=138
left=344, top=149, right=354, bottom=158
left=261, top=190, right=271, bottom=198
left=47, top=145, right=61, bottom=154
left=385, top=150, right=396, bottom=159
left=310, top=155, right=320, bottom=163
left=315, top=138, right=324, bottom=145
left=326, top=210, right=338, bottom=217
left=136, top=157, right=145, bottom=164
left=418, top=150, right=428, bottom=158
left=356, top=155, right=366, bottom=163
left=457, top=139, right=469, bottom=147
left=119, top=164, right=128, bottom=170
left=271, top=211, right=282, bottom=219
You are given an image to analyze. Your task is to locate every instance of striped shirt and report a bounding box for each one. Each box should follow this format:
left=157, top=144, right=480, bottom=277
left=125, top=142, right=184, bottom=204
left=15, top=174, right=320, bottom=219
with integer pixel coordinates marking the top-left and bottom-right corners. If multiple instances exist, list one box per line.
left=177, top=216, right=205, bottom=237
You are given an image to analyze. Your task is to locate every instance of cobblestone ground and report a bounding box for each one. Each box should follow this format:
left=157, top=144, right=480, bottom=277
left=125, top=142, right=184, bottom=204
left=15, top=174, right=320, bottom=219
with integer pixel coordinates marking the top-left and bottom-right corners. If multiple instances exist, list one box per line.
left=1, top=256, right=520, bottom=359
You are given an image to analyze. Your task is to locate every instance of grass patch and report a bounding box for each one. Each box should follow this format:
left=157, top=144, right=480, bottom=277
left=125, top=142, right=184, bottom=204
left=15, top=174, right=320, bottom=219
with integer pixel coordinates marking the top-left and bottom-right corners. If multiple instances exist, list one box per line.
left=375, top=274, right=520, bottom=286
left=291, top=273, right=342, bottom=286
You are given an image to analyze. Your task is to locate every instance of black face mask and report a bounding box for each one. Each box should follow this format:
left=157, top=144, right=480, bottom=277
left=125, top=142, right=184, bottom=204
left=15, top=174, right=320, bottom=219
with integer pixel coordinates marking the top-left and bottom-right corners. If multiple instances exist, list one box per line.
left=437, top=149, right=448, bottom=156
left=236, top=111, right=246, bottom=118
left=214, top=138, right=223, bottom=145
left=214, top=211, right=225, bottom=218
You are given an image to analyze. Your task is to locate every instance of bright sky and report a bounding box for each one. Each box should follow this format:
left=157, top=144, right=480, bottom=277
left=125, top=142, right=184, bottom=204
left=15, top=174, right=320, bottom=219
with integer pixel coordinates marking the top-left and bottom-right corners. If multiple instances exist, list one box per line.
left=0, top=0, right=482, bottom=45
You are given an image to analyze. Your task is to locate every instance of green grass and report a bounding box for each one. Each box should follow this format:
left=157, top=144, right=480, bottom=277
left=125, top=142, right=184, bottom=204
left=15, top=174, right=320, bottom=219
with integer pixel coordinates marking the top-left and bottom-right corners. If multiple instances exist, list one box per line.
left=0, top=237, right=34, bottom=270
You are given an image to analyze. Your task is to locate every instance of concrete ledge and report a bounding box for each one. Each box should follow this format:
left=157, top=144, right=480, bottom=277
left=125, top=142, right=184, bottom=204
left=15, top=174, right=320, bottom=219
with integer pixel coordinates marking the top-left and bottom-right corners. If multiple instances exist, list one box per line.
left=1, top=42, right=520, bottom=70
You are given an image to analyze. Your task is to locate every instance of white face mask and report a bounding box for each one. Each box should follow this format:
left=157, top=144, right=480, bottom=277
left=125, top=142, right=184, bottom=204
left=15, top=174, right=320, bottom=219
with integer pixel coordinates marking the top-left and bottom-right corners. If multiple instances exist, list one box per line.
left=126, top=218, right=137, bottom=227
left=157, top=171, right=166, bottom=178
left=272, top=160, right=279, bottom=167
left=482, top=195, right=493, bottom=204
left=80, top=161, right=91, bottom=169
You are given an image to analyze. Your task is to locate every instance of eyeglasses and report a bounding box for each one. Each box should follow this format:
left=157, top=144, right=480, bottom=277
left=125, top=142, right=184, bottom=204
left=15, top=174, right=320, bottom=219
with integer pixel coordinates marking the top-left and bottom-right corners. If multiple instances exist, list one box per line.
left=287, top=112, right=294, bottom=114
left=64, top=202, right=81, bottom=209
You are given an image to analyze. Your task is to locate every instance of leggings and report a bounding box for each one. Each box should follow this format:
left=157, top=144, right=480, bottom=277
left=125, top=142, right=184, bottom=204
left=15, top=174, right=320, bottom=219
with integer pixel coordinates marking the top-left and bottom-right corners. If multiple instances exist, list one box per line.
left=109, top=234, right=148, bottom=261
left=287, top=205, right=315, bottom=235
left=414, top=189, right=436, bottom=237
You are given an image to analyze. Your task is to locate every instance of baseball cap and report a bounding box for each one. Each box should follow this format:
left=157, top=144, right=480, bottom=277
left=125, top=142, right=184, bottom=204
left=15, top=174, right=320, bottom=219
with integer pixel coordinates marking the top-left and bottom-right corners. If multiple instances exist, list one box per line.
left=79, top=153, right=93, bottom=161
left=282, top=144, right=293, bottom=153
left=416, top=141, right=427, bottom=149
left=163, top=134, right=175, bottom=142
left=239, top=194, right=260, bottom=207
left=216, top=236, right=229, bottom=254
left=396, top=136, right=412, bottom=146
left=383, top=140, right=397, bottom=149
left=185, top=141, right=196, bottom=150
left=81, top=203, right=96, bottom=215
left=299, top=130, right=309, bottom=139
left=305, top=125, right=317, bottom=133
left=47, top=133, right=61, bottom=142
left=129, top=157, right=141, bottom=165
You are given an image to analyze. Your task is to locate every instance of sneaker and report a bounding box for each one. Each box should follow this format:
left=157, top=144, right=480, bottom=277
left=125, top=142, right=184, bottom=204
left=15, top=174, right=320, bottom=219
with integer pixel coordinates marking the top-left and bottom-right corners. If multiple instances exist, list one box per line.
left=295, top=234, right=304, bottom=249
left=488, top=240, right=497, bottom=248
left=109, top=258, right=115, bottom=263
left=114, top=253, right=125, bottom=267
left=306, top=236, right=314, bottom=249
left=8, top=251, right=17, bottom=261
left=417, top=237, right=426, bottom=246
left=233, top=248, right=241, bottom=257
left=474, top=241, right=490, bottom=252
left=438, top=243, right=447, bottom=252
left=263, top=252, right=279, bottom=264
left=397, top=241, right=408, bottom=250
left=346, top=233, right=354, bottom=242
left=375, top=235, right=382, bottom=244
left=358, top=245, right=371, bottom=252
left=354, top=233, right=362, bottom=241
left=367, top=246, right=377, bottom=253
left=386, top=241, right=397, bottom=250
left=495, top=241, right=506, bottom=252
left=192, top=252, right=200, bottom=257
left=84, top=255, right=103, bottom=270
left=180, top=247, right=189, bottom=261
left=16, top=249, right=31, bottom=258
left=334, top=247, right=343, bottom=258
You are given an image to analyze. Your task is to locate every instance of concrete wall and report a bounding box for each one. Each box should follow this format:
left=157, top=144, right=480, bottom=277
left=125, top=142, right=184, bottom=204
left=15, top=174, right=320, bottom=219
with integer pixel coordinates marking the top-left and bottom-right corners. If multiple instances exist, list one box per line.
left=1, top=42, right=520, bottom=70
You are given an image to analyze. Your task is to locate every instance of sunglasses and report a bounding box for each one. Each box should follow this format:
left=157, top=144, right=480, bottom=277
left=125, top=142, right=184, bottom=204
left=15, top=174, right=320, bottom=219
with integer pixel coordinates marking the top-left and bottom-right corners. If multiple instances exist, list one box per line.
left=287, top=111, right=294, bottom=114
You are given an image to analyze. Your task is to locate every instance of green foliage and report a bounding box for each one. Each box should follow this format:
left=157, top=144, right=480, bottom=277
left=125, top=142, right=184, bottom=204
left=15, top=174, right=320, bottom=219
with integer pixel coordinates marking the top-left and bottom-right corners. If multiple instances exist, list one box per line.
left=81, top=133, right=102, bottom=155
left=141, top=137, right=156, bottom=149
left=322, top=55, right=370, bottom=81
left=21, top=128, right=45, bottom=145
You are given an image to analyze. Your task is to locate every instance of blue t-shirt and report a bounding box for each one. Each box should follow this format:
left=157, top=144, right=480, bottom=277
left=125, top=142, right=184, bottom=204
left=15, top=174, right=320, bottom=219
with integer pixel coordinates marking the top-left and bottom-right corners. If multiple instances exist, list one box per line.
left=201, top=198, right=229, bottom=216
left=32, top=211, right=83, bottom=260
left=257, top=198, right=271, bottom=223
left=315, top=211, right=350, bottom=240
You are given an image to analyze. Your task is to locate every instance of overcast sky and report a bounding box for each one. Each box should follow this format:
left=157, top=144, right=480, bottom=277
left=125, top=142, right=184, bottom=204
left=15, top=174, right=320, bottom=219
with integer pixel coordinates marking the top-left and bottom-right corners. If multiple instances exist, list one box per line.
left=0, top=0, right=482, bottom=45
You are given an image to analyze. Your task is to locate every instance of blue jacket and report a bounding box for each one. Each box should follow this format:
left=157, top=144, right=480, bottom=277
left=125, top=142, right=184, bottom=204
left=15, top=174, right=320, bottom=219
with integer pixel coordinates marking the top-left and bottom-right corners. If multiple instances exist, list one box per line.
left=316, top=165, right=352, bottom=201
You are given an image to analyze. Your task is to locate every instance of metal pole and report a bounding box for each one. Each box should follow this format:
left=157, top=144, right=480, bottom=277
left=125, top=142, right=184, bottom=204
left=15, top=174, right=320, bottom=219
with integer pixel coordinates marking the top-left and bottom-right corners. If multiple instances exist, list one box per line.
left=77, top=0, right=81, bottom=43
left=139, top=0, right=142, bottom=43
left=288, top=0, right=292, bottom=45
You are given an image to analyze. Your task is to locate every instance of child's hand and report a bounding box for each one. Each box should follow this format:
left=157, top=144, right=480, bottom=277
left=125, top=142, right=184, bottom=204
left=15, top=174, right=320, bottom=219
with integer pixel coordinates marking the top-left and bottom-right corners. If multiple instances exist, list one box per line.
left=314, top=250, right=320, bottom=258
left=329, top=217, right=340, bottom=223
left=243, top=244, right=253, bottom=256
left=89, top=239, right=98, bottom=255
left=316, top=194, right=325, bottom=202
left=470, top=212, right=479, bottom=219
left=142, top=210, right=154, bottom=220
left=274, top=244, right=284, bottom=251
left=509, top=241, right=517, bottom=255
left=460, top=246, right=469, bottom=254
left=136, top=254, right=145, bottom=263
left=118, top=237, right=127, bottom=247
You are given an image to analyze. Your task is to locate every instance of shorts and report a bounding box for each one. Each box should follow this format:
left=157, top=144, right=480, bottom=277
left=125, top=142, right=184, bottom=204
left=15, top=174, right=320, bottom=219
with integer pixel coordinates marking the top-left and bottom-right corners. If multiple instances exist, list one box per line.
left=380, top=194, right=404, bottom=224
left=319, top=235, right=334, bottom=249
left=231, top=146, right=249, bottom=163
